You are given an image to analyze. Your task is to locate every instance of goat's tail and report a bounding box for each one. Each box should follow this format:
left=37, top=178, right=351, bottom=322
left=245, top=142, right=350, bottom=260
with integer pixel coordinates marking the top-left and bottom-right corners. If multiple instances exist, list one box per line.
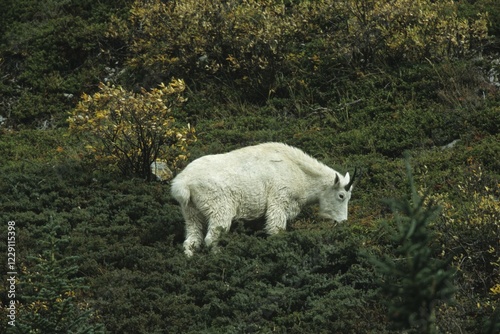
left=170, top=178, right=190, bottom=207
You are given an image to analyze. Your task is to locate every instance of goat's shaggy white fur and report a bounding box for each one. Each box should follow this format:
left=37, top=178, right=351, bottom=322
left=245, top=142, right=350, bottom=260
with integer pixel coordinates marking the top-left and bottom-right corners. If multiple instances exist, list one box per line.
left=171, top=142, right=354, bottom=256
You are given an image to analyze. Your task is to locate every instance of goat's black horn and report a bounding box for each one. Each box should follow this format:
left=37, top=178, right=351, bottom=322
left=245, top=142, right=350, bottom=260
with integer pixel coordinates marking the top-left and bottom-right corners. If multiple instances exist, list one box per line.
left=344, top=167, right=360, bottom=191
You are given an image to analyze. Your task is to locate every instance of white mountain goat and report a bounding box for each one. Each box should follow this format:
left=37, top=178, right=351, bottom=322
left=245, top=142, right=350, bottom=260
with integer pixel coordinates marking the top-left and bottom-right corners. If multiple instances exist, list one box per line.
left=171, top=142, right=359, bottom=256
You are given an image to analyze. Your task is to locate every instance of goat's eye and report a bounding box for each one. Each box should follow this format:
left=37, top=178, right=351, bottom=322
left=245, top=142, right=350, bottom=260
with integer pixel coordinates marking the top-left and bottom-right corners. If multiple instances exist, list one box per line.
left=339, top=193, right=345, bottom=200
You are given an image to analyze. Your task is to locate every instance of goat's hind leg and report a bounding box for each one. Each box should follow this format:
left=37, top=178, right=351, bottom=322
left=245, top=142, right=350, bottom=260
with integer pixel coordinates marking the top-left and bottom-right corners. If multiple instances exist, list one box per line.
left=205, top=209, right=233, bottom=251
left=265, top=208, right=287, bottom=235
left=182, top=203, right=205, bottom=257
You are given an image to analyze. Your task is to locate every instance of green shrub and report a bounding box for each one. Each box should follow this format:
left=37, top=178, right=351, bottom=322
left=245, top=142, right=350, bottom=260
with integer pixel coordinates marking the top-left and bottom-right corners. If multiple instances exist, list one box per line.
left=419, top=156, right=500, bottom=333
left=0, top=0, right=134, bottom=126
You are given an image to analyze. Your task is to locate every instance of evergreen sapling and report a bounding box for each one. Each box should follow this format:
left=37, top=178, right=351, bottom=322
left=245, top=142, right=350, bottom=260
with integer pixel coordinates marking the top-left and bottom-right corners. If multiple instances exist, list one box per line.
left=371, top=158, right=455, bottom=333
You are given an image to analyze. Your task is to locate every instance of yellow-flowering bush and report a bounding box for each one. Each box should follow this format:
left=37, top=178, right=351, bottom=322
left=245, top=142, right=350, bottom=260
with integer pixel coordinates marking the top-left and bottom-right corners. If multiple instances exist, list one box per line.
left=68, top=78, right=196, bottom=179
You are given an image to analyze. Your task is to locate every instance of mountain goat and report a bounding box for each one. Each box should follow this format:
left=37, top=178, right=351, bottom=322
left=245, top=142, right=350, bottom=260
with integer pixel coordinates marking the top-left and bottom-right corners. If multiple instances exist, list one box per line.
left=171, top=142, right=359, bottom=256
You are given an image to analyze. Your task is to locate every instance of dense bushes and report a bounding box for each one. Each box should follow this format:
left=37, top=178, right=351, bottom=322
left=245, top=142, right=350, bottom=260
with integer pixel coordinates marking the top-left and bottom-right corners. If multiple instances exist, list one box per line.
left=112, top=0, right=488, bottom=104
left=1, top=129, right=499, bottom=333
left=89, top=225, right=382, bottom=333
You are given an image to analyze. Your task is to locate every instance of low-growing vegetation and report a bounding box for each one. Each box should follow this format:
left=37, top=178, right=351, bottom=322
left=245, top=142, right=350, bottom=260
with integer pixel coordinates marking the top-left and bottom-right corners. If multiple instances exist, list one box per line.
left=1, top=0, right=499, bottom=333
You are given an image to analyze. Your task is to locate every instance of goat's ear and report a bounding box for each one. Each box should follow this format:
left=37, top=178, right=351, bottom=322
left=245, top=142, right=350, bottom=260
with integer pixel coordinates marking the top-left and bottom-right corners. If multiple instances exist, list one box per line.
left=344, top=172, right=350, bottom=184
left=334, top=174, right=340, bottom=186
